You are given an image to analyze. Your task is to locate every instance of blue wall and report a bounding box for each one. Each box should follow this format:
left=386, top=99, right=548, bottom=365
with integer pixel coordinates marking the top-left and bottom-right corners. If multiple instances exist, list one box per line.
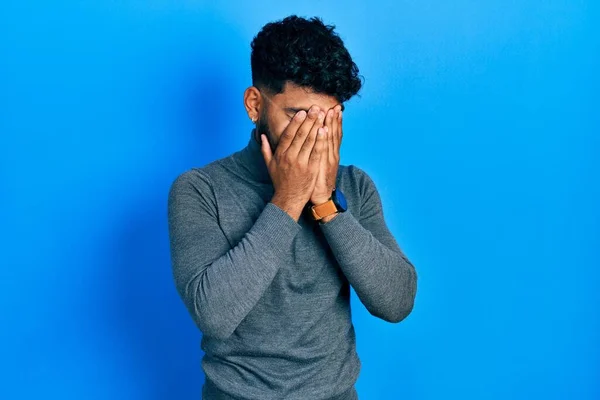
left=1, top=1, right=598, bottom=399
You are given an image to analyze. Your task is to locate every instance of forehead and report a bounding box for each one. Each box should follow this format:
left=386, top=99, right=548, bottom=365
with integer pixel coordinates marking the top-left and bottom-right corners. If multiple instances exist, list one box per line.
left=272, top=81, right=342, bottom=112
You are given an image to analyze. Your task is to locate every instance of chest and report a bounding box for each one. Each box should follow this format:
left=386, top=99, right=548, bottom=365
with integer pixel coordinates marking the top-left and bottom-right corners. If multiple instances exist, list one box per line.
left=213, top=178, right=353, bottom=295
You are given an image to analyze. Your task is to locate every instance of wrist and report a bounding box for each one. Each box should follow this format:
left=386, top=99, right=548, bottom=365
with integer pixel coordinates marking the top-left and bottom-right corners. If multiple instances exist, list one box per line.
left=271, top=194, right=305, bottom=222
left=311, top=195, right=332, bottom=206
left=318, top=212, right=340, bottom=224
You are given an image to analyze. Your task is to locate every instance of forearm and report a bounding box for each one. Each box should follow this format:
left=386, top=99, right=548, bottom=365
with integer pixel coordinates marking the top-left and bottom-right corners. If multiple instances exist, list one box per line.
left=319, top=210, right=417, bottom=322
left=170, top=202, right=301, bottom=340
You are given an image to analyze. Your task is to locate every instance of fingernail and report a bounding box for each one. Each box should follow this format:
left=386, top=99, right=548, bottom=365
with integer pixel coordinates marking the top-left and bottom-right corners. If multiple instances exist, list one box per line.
left=296, top=110, right=307, bottom=120
left=324, top=126, right=329, bottom=132
left=318, top=127, right=325, bottom=136
left=318, top=111, right=325, bottom=120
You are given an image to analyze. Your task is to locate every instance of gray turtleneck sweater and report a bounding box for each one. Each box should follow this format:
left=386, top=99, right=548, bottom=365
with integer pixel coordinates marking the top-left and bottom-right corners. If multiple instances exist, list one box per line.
left=167, top=129, right=417, bottom=400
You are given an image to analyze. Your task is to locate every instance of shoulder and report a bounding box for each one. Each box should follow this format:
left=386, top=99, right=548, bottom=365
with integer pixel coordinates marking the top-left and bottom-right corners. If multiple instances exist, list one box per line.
left=169, top=167, right=213, bottom=196
left=169, top=152, right=233, bottom=195
left=167, top=167, right=220, bottom=217
left=346, top=164, right=371, bottom=179
left=334, top=164, right=381, bottom=218
left=339, top=164, right=377, bottom=194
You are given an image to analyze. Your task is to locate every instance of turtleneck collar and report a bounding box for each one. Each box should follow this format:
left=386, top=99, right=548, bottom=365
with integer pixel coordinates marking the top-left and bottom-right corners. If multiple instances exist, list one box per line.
left=233, top=128, right=272, bottom=184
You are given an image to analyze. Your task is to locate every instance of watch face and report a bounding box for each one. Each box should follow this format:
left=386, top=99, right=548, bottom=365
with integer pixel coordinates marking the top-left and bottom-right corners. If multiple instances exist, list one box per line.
left=332, top=189, right=348, bottom=211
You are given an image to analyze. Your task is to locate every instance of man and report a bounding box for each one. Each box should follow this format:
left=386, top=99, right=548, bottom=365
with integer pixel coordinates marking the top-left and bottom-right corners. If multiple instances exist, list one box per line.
left=167, top=15, right=417, bottom=400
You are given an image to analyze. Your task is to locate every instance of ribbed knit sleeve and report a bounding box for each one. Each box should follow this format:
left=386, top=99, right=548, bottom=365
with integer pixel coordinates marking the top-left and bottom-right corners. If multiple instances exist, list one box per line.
left=318, top=166, right=417, bottom=322
left=167, top=169, right=302, bottom=340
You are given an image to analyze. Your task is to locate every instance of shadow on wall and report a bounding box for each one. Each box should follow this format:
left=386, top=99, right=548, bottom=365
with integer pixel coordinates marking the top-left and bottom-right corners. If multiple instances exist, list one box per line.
left=105, top=63, right=235, bottom=398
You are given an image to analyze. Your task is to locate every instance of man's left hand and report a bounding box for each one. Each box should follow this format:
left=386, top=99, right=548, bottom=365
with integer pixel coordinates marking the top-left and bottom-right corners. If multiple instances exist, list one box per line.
left=310, top=105, right=343, bottom=205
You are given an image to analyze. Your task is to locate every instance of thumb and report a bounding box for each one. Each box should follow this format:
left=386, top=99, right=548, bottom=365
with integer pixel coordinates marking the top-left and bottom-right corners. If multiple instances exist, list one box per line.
left=260, top=134, right=273, bottom=165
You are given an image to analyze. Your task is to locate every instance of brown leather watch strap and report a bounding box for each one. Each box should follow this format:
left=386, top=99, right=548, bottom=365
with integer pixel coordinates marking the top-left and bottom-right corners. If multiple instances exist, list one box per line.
left=310, top=199, right=339, bottom=220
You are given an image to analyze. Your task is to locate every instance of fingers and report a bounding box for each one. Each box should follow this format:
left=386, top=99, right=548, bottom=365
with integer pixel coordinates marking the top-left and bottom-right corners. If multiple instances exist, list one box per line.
left=260, top=134, right=273, bottom=165
left=331, top=105, right=342, bottom=155
left=309, top=124, right=327, bottom=169
left=298, top=109, right=325, bottom=162
left=319, top=125, right=330, bottom=180
left=325, top=109, right=334, bottom=163
left=276, top=110, right=308, bottom=155
left=337, top=108, right=343, bottom=148
left=288, top=106, right=324, bottom=159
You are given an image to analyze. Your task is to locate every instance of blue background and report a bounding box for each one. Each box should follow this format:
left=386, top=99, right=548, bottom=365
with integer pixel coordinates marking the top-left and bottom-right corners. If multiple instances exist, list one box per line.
left=1, top=1, right=598, bottom=399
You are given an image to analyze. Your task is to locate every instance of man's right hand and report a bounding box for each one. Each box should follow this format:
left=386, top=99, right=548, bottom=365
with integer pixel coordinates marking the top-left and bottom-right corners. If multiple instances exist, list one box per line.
left=260, top=105, right=327, bottom=221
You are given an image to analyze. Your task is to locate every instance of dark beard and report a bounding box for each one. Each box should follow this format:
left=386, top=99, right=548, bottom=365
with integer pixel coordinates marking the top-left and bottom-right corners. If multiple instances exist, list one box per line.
left=255, top=109, right=276, bottom=153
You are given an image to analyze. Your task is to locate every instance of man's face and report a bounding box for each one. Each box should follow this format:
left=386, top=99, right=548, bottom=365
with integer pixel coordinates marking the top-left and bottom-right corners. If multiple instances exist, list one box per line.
left=256, top=82, right=342, bottom=152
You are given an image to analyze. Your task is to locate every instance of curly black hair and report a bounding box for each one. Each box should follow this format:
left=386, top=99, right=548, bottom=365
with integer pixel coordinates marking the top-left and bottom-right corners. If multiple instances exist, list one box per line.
left=250, top=15, right=363, bottom=103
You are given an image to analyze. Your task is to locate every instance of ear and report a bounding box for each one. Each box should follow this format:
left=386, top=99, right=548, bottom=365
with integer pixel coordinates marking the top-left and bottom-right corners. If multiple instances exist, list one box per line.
left=243, top=86, right=262, bottom=123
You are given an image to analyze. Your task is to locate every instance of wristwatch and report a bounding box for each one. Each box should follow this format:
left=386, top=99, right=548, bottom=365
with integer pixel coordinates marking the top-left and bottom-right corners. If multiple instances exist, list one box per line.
left=310, top=188, right=348, bottom=221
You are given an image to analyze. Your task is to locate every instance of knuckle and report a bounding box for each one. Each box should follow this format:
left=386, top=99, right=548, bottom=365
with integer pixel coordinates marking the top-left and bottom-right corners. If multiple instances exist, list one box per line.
left=282, top=129, right=294, bottom=139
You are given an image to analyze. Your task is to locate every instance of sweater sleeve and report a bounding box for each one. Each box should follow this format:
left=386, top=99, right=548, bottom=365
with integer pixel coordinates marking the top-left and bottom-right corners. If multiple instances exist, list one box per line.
left=318, top=166, right=417, bottom=323
left=167, top=169, right=302, bottom=340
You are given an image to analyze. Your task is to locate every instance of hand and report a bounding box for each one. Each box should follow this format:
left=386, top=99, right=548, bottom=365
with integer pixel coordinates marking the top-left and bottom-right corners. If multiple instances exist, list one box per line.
left=260, top=105, right=327, bottom=221
left=310, top=105, right=343, bottom=205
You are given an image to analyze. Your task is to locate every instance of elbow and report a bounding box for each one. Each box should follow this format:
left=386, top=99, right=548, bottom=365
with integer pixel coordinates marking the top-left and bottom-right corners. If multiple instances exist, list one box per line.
left=387, top=298, right=415, bottom=323
left=190, top=297, right=237, bottom=341
left=368, top=295, right=415, bottom=323
left=181, top=279, right=236, bottom=341
left=372, top=296, right=415, bottom=323
left=376, top=267, right=418, bottom=323
left=196, top=314, right=235, bottom=341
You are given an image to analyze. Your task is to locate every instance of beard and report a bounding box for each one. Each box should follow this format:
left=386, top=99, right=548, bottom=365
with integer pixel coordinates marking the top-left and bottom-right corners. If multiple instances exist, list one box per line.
left=255, top=107, right=276, bottom=153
